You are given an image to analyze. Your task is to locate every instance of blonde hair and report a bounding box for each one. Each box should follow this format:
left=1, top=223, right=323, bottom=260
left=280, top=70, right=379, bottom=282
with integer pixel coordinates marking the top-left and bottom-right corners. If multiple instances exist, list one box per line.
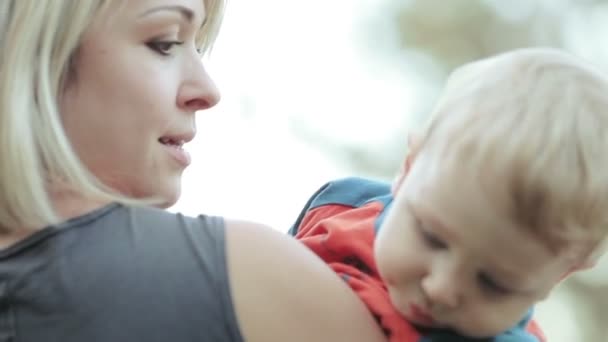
left=417, top=48, right=608, bottom=260
left=0, top=0, right=225, bottom=232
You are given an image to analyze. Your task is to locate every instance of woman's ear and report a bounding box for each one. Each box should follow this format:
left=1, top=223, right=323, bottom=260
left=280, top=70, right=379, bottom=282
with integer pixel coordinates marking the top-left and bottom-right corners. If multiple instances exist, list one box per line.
left=391, top=133, right=421, bottom=196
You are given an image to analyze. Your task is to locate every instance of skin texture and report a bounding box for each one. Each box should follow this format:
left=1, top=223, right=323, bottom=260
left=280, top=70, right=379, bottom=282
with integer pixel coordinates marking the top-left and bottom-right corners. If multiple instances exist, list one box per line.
left=55, top=1, right=388, bottom=341
left=375, top=144, right=576, bottom=338
left=61, top=0, right=220, bottom=208
left=227, top=219, right=387, bottom=342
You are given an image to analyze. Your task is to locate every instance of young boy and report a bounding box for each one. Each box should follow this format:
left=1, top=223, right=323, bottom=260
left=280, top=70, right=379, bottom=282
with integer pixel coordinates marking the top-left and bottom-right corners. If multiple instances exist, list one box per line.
left=289, top=48, right=608, bottom=341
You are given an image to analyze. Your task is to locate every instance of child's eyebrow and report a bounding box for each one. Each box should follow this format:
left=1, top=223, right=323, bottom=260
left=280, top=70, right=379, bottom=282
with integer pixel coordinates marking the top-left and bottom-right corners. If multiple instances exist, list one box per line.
left=406, top=199, right=456, bottom=239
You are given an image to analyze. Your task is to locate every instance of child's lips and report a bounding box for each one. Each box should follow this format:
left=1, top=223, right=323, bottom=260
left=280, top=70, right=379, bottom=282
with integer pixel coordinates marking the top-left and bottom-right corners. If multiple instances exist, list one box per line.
left=409, top=304, right=435, bottom=326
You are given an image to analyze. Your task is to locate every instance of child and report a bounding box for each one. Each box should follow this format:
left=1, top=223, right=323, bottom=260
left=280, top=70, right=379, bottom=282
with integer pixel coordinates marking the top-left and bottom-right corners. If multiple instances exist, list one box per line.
left=289, top=48, right=608, bottom=341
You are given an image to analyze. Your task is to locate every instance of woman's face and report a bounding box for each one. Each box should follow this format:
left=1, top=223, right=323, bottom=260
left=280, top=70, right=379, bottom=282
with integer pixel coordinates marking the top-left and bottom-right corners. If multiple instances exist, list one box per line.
left=61, top=0, right=219, bottom=207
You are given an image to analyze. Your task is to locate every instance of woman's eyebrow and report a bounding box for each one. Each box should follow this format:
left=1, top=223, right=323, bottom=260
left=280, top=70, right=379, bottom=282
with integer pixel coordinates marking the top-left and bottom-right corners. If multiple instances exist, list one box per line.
left=139, top=5, right=195, bottom=22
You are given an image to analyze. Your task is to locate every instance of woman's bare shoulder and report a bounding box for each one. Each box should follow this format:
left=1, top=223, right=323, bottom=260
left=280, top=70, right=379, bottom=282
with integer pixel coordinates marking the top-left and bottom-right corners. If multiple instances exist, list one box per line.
left=224, top=219, right=387, bottom=342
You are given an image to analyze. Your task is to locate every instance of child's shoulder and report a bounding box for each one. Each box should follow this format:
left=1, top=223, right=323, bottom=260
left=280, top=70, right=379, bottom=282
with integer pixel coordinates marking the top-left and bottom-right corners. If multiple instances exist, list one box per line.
left=304, top=177, right=392, bottom=210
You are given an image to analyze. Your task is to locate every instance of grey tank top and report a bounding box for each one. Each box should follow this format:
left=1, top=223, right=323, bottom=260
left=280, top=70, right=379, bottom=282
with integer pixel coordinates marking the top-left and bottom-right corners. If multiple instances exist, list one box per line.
left=0, top=204, right=244, bottom=342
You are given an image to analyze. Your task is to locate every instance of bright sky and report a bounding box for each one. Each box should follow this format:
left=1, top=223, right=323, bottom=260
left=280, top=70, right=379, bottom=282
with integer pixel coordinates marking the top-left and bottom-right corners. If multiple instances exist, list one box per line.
left=171, top=0, right=416, bottom=230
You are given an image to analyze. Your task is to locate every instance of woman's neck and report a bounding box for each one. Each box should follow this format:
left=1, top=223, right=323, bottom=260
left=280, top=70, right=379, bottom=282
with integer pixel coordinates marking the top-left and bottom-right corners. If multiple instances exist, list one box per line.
left=50, top=187, right=111, bottom=222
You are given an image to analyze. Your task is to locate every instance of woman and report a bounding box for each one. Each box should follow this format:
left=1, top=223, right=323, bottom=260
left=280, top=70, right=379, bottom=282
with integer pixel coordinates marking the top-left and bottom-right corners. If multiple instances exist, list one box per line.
left=0, top=0, right=386, bottom=341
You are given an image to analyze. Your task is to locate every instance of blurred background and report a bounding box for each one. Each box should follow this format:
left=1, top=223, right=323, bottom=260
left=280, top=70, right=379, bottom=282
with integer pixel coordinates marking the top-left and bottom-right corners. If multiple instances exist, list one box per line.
left=172, top=0, right=608, bottom=340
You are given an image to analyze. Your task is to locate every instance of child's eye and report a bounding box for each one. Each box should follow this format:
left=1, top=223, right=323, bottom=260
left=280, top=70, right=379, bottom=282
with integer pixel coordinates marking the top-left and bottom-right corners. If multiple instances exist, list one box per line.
left=423, top=231, right=447, bottom=249
left=478, top=272, right=511, bottom=296
left=147, top=40, right=184, bottom=56
left=417, top=222, right=447, bottom=250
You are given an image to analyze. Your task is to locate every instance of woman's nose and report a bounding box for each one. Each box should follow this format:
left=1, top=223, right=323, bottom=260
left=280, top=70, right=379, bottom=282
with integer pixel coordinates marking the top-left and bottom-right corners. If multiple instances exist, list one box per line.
left=177, top=63, right=221, bottom=112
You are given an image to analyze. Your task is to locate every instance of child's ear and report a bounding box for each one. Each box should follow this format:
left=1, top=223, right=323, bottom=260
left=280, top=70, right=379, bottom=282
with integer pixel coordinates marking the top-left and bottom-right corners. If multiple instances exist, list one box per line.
left=391, top=133, right=422, bottom=196
left=574, top=259, right=597, bottom=271
left=559, top=256, right=601, bottom=281
left=573, top=240, right=608, bottom=272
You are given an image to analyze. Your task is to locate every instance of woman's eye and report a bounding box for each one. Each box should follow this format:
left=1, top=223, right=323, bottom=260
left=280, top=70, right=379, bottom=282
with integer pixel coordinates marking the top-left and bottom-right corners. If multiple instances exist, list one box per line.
left=147, top=40, right=183, bottom=56
left=478, top=273, right=511, bottom=296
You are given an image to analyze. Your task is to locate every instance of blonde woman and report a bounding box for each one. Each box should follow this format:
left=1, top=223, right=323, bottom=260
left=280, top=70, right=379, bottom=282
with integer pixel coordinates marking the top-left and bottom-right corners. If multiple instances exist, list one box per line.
left=0, top=1, right=386, bottom=341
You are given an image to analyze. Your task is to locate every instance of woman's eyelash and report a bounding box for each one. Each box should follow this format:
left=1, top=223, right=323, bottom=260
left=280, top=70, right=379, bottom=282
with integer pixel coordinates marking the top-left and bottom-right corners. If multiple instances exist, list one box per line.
left=146, top=40, right=184, bottom=56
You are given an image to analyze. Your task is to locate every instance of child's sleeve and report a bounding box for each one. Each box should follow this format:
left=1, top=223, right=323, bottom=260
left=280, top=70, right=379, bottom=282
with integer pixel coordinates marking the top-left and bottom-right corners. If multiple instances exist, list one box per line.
left=421, top=309, right=545, bottom=341
left=492, top=310, right=546, bottom=342
left=288, top=177, right=389, bottom=237
left=287, top=182, right=331, bottom=236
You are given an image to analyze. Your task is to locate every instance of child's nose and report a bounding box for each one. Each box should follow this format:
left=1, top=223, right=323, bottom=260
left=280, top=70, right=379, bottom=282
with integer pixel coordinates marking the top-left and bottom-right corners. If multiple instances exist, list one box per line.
left=421, top=272, right=462, bottom=309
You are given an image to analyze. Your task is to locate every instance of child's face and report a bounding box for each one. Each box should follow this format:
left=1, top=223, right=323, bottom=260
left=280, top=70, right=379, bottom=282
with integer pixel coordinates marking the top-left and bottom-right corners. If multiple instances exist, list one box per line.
left=374, top=151, right=574, bottom=337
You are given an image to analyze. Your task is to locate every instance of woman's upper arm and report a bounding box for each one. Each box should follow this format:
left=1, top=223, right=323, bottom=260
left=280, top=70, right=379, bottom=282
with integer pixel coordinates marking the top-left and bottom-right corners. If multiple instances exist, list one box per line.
left=225, top=219, right=387, bottom=342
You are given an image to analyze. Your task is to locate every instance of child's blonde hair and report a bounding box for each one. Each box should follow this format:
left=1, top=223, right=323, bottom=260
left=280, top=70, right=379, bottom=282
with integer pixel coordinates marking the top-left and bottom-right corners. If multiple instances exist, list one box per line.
left=0, top=0, right=225, bottom=232
left=417, top=48, right=608, bottom=262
